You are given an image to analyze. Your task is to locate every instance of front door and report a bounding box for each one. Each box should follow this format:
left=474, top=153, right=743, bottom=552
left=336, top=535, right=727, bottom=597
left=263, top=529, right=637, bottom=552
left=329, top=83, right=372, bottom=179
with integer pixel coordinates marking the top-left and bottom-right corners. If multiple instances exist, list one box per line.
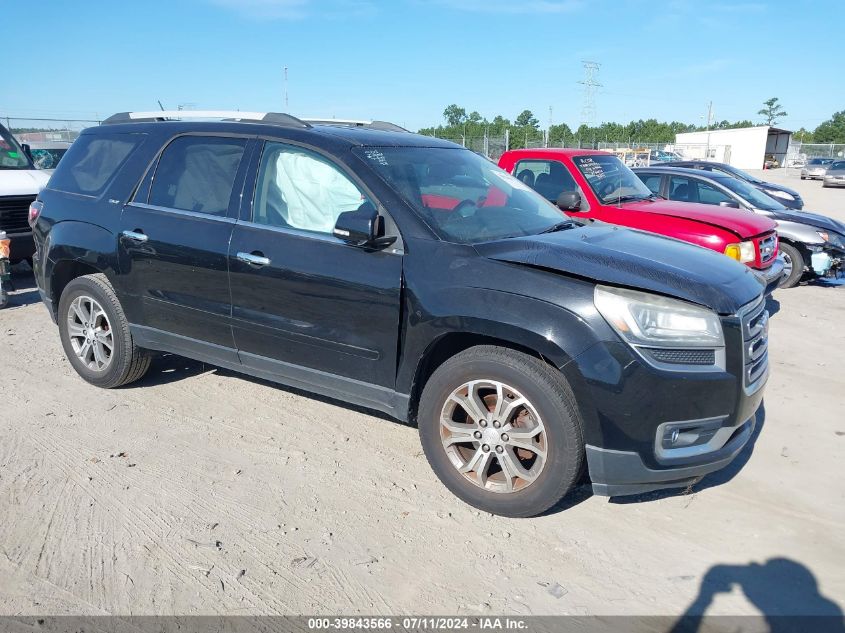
left=228, top=141, right=403, bottom=392
left=118, top=134, right=251, bottom=350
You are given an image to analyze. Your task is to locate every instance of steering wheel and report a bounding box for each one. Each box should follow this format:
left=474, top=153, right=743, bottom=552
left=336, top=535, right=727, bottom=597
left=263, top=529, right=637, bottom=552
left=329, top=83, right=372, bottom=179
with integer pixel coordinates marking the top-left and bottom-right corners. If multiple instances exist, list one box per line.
left=451, top=199, right=478, bottom=218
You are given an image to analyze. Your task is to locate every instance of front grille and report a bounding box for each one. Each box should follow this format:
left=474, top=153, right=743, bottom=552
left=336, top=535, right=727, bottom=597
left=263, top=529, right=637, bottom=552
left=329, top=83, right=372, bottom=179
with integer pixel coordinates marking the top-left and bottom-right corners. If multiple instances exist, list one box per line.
left=645, top=348, right=716, bottom=366
left=758, top=234, right=777, bottom=264
left=0, top=195, right=36, bottom=233
left=740, top=298, right=768, bottom=389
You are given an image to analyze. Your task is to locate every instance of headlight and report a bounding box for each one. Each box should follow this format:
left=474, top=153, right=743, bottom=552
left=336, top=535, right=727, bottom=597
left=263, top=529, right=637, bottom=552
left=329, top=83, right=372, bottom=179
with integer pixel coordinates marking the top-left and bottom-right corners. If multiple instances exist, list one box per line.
left=820, top=231, right=845, bottom=248
left=766, top=189, right=793, bottom=200
left=724, top=241, right=756, bottom=263
left=594, top=285, right=725, bottom=348
left=817, top=231, right=830, bottom=242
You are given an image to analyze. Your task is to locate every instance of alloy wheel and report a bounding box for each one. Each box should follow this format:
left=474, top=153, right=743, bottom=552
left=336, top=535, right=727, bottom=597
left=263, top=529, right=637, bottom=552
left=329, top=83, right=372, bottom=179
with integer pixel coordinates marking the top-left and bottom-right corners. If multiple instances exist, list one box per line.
left=439, top=380, right=547, bottom=493
left=67, top=295, right=114, bottom=372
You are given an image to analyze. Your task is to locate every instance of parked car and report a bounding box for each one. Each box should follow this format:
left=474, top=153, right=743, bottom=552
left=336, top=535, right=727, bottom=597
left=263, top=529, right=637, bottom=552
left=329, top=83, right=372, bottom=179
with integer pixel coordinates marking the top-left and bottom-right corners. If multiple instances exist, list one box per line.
left=664, top=160, right=804, bottom=210
left=31, top=110, right=771, bottom=517
left=801, top=157, right=835, bottom=180
left=633, top=166, right=845, bottom=287
left=649, top=150, right=682, bottom=163
left=29, top=141, right=73, bottom=171
left=498, top=149, right=783, bottom=293
left=0, top=122, right=50, bottom=264
left=822, top=160, right=845, bottom=188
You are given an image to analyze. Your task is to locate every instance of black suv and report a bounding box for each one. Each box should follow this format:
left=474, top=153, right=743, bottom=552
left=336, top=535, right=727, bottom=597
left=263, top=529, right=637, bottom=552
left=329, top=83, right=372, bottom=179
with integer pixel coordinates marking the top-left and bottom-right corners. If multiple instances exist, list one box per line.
left=31, top=111, right=769, bottom=517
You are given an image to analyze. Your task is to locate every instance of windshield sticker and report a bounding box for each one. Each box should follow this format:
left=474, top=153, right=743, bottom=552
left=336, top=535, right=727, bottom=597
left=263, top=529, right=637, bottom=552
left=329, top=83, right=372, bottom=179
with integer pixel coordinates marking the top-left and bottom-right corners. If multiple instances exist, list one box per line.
left=364, top=149, right=388, bottom=166
left=576, top=157, right=607, bottom=180
left=489, top=169, right=533, bottom=192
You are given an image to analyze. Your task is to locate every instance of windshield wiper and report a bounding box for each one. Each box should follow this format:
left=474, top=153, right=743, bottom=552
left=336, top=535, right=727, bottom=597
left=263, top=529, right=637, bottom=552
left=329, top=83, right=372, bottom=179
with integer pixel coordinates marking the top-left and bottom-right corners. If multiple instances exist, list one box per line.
left=611, top=194, right=650, bottom=204
left=538, top=221, right=575, bottom=234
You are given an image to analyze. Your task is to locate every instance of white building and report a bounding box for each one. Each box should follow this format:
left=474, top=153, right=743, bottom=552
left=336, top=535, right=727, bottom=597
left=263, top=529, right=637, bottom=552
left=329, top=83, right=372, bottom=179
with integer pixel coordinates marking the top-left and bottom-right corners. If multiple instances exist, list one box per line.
left=673, top=125, right=792, bottom=170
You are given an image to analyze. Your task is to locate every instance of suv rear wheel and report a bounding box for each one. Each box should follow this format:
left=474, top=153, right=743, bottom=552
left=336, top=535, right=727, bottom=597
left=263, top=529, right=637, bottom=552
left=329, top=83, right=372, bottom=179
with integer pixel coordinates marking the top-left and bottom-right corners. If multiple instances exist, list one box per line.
left=418, top=346, right=584, bottom=517
left=58, top=274, right=151, bottom=388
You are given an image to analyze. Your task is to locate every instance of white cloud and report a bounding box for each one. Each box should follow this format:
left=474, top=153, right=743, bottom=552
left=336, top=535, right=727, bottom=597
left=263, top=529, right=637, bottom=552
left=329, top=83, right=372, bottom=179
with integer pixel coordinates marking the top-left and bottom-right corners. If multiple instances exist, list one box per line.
left=428, top=0, right=584, bottom=14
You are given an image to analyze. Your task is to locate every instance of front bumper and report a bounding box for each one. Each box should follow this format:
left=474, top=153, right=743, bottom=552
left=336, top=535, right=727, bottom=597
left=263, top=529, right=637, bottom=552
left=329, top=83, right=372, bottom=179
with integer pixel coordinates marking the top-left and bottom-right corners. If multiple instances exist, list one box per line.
left=823, top=177, right=845, bottom=187
left=754, top=256, right=785, bottom=294
left=574, top=297, right=768, bottom=498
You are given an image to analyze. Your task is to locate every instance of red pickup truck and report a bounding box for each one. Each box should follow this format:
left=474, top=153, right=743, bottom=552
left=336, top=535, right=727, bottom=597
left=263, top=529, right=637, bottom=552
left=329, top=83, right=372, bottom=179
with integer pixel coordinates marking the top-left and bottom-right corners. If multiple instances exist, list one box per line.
left=498, top=149, right=783, bottom=291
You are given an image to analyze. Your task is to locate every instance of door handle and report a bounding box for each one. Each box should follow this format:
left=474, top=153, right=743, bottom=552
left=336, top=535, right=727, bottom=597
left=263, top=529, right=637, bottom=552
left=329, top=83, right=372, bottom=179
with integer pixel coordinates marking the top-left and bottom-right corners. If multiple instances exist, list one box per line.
left=121, top=230, right=148, bottom=243
left=236, top=251, right=271, bottom=267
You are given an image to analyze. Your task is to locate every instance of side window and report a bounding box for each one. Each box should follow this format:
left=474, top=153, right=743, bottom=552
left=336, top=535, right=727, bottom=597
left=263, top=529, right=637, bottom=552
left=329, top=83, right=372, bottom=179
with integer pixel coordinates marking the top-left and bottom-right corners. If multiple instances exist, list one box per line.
left=149, top=136, right=247, bottom=216
left=639, top=174, right=662, bottom=195
left=513, top=160, right=577, bottom=202
left=48, top=134, right=143, bottom=197
left=253, top=142, right=367, bottom=234
left=668, top=176, right=692, bottom=202
left=696, top=181, right=733, bottom=205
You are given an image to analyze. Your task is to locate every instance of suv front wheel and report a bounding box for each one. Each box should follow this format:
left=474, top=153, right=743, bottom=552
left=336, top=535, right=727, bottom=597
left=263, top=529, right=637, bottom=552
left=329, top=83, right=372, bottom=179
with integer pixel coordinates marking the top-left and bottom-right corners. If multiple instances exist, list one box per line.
left=58, top=274, right=151, bottom=388
left=419, top=346, right=584, bottom=517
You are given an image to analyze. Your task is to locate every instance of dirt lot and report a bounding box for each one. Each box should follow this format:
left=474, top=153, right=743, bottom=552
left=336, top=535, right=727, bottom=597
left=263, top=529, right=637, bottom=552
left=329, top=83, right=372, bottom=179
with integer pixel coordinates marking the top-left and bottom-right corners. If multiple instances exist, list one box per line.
left=1, top=170, right=843, bottom=617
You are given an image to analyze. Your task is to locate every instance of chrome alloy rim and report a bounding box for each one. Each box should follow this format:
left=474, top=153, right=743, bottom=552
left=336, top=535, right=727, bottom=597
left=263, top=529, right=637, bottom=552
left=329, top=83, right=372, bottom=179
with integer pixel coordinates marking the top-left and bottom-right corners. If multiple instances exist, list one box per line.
left=67, top=295, right=114, bottom=371
left=781, top=252, right=793, bottom=279
left=440, top=380, right=548, bottom=493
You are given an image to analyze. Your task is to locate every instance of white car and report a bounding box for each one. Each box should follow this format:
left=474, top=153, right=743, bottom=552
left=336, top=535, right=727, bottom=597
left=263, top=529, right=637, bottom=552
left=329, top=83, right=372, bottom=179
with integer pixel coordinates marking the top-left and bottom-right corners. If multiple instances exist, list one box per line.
left=1, top=123, right=51, bottom=264
left=801, top=157, right=834, bottom=180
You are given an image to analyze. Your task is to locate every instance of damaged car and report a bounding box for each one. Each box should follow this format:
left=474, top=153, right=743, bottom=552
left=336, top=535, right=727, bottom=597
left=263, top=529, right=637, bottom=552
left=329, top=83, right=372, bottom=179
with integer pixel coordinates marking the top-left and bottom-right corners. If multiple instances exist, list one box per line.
left=32, top=112, right=769, bottom=517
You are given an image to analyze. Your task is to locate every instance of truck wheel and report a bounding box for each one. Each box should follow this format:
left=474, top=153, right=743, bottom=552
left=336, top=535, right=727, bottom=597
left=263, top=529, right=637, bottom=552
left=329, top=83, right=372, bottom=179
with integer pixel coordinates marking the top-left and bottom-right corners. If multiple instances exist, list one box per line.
left=58, top=274, right=151, bottom=388
left=778, top=243, right=805, bottom=289
left=418, top=346, right=584, bottom=517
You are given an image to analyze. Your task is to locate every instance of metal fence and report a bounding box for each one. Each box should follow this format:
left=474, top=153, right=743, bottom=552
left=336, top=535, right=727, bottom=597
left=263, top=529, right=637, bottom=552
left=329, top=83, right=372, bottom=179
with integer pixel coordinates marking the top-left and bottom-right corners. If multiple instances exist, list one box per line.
left=2, top=117, right=101, bottom=143
left=788, top=142, right=845, bottom=159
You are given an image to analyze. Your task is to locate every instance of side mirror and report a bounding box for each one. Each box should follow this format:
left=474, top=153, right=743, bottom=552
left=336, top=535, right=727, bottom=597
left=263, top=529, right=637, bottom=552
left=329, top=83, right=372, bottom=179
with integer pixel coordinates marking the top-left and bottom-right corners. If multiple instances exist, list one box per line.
left=718, top=200, right=740, bottom=209
left=556, top=191, right=582, bottom=212
left=333, top=202, right=396, bottom=249
left=21, top=143, right=33, bottom=160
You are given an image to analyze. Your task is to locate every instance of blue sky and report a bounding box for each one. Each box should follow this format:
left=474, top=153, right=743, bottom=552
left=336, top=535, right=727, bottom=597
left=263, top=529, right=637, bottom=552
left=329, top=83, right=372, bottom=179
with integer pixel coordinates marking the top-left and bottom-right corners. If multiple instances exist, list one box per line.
left=3, top=0, right=842, bottom=132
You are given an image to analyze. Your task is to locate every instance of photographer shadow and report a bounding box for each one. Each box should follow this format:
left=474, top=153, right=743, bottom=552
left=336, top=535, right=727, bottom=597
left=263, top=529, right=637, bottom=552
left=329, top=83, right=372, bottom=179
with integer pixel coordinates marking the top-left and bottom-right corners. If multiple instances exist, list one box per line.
left=671, top=558, right=844, bottom=633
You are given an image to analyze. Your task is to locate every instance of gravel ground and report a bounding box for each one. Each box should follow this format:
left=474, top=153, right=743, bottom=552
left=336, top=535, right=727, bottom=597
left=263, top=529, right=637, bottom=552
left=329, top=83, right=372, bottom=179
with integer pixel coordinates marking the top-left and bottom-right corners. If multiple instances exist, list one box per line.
left=1, top=171, right=843, bottom=617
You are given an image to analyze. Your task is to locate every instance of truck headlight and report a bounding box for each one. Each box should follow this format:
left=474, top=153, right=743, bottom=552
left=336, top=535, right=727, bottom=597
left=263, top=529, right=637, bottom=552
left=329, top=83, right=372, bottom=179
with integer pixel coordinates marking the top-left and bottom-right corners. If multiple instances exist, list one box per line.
left=594, top=286, right=725, bottom=348
left=766, top=189, right=793, bottom=201
left=724, top=241, right=756, bottom=263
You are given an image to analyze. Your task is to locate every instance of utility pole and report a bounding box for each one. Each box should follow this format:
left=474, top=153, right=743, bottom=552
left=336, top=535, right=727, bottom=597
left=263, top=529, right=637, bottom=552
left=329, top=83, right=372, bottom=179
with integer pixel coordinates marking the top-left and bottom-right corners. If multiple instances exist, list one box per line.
left=705, top=101, right=714, bottom=159
left=547, top=106, right=553, bottom=148
left=578, top=61, right=602, bottom=126
left=284, top=66, right=289, bottom=110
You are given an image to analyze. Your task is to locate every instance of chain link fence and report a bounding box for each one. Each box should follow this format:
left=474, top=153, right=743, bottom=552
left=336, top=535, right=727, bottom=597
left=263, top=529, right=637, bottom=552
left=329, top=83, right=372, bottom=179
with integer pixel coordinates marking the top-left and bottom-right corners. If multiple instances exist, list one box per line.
left=2, top=117, right=101, bottom=144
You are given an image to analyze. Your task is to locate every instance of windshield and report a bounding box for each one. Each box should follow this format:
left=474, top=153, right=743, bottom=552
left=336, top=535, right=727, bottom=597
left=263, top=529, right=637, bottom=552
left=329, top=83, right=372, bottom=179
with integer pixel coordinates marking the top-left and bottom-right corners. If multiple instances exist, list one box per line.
left=718, top=176, right=785, bottom=211
left=31, top=147, right=69, bottom=170
left=0, top=126, right=33, bottom=169
left=354, top=146, right=572, bottom=244
left=572, top=154, right=653, bottom=204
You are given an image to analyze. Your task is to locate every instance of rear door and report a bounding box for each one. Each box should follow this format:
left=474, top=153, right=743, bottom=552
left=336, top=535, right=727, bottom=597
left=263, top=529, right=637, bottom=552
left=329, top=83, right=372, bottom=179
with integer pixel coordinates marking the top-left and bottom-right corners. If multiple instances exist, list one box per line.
left=228, top=140, right=403, bottom=391
left=118, top=134, right=252, bottom=352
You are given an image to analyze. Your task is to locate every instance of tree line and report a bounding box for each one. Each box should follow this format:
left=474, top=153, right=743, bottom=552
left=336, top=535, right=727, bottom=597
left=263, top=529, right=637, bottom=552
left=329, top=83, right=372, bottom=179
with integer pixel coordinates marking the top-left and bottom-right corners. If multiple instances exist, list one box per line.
left=419, top=101, right=845, bottom=148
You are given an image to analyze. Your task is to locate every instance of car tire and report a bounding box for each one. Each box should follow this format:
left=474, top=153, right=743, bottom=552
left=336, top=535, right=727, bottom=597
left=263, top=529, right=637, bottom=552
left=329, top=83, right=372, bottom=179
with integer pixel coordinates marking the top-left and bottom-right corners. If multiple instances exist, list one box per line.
left=418, top=345, right=584, bottom=517
left=58, top=273, right=151, bottom=388
left=778, top=243, right=805, bottom=289
left=800, top=176, right=805, bottom=180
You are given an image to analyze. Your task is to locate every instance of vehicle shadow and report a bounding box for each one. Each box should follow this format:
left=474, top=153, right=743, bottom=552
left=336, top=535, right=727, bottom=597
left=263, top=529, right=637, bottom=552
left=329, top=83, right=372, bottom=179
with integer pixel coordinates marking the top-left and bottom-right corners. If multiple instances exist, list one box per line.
left=669, top=558, right=844, bottom=633
left=766, top=295, right=781, bottom=317
left=2, top=263, right=41, bottom=308
left=608, top=402, right=766, bottom=505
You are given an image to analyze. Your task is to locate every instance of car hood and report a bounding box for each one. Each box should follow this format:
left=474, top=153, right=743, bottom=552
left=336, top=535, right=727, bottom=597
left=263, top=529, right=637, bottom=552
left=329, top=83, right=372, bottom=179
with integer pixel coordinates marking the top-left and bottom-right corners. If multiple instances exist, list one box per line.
left=623, top=199, right=776, bottom=238
left=475, top=224, right=764, bottom=314
left=0, top=169, right=51, bottom=195
left=771, top=208, right=845, bottom=235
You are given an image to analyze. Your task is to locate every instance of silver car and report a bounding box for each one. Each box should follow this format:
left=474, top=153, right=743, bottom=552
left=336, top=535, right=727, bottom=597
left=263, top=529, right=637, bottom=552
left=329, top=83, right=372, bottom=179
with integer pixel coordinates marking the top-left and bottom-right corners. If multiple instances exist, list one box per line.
left=801, top=157, right=834, bottom=180
left=822, top=160, right=845, bottom=188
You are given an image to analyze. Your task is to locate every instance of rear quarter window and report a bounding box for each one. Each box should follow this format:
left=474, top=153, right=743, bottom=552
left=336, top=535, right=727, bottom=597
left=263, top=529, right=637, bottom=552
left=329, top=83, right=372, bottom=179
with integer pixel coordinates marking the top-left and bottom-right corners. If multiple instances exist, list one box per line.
left=48, top=133, right=144, bottom=197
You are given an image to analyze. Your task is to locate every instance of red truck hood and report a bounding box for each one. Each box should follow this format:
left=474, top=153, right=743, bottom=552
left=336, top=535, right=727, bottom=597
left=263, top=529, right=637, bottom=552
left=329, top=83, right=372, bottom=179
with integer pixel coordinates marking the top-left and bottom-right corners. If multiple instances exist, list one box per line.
left=621, top=199, right=777, bottom=239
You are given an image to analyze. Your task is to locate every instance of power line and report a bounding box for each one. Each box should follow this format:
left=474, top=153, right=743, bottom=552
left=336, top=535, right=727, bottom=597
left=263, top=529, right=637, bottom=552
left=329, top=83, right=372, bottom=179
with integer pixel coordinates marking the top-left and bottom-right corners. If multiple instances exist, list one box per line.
left=578, top=60, right=602, bottom=126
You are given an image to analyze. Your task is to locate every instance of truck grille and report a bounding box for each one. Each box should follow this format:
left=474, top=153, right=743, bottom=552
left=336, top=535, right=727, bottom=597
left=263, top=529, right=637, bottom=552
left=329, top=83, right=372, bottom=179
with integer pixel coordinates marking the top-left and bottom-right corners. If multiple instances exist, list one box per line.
left=758, top=234, right=777, bottom=264
left=740, top=298, right=769, bottom=389
left=0, top=195, right=36, bottom=233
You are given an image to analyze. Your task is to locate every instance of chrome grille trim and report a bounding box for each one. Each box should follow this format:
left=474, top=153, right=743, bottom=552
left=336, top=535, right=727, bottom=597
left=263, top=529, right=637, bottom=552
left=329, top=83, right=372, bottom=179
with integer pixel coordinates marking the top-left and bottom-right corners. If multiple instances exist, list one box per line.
left=759, top=234, right=777, bottom=264
left=739, top=296, right=768, bottom=392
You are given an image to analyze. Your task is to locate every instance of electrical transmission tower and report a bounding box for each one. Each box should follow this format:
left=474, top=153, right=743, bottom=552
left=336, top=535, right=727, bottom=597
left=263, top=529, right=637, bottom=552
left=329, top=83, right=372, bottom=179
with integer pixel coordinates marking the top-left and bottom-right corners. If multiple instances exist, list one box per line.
left=578, top=61, right=602, bottom=126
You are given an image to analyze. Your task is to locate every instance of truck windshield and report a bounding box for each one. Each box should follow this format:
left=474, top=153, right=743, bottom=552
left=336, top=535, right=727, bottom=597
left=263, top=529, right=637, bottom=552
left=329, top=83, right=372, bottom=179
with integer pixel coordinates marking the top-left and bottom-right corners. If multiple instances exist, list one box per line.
left=355, top=146, right=572, bottom=244
left=0, top=126, right=33, bottom=169
left=572, top=154, right=653, bottom=204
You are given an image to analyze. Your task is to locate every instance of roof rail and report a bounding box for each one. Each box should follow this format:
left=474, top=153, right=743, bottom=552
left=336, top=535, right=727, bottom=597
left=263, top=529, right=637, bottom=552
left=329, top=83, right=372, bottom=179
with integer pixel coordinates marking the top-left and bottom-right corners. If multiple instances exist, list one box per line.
left=302, top=118, right=409, bottom=133
left=101, top=111, right=311, bottom=128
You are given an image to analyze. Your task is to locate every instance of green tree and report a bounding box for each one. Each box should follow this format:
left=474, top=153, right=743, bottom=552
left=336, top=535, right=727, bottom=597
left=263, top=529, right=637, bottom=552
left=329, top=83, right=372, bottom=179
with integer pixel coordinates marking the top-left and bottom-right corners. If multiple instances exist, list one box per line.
left=812, top=111, right=845, bottom=144
left=515, top=110, right=539, bottom=129
left=758, top=98, right=787, bottom=126
left=467, top=111, right=483, bottom=124
left=443, top=104, right=467, bottom=127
